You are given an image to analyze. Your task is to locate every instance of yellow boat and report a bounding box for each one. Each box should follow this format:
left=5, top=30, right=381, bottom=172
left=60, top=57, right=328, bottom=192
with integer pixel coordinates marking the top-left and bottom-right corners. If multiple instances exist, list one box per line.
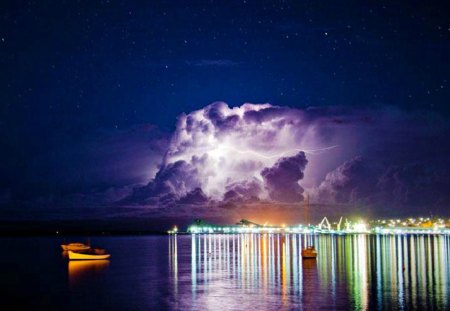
left=68, top=249, right=111, bottom=260
left=301, top=246, right=317, bottom=259
left=61, top=243, right=91, bottom=251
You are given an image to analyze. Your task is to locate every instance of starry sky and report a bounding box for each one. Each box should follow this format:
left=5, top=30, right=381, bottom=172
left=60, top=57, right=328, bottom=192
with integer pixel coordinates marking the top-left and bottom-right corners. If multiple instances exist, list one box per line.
left=1, top=1, right=449, bottom=225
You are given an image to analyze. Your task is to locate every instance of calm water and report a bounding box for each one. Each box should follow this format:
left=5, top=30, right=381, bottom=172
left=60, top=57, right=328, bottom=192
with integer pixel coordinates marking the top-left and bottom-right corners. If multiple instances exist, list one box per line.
left=0, top=234, right=449, bottom=310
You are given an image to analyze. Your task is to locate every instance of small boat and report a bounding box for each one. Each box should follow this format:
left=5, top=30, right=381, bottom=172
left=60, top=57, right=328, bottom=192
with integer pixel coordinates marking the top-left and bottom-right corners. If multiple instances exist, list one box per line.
left=61, top=243, right=91, bottom=251
left=68, top=249, right=111, bottom=260
left=301, top=246, right=317, bottom=259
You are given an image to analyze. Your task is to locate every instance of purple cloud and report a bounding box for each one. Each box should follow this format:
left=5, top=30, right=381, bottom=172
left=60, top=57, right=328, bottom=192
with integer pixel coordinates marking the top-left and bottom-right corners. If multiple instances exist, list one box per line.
left=261, top=152, right=308, bottom=203
left=315, top=156, right=374, bottom=204
left=51, top=102, right=449, bottom=219
left=178, top=188, right=209, bottom=205
left=377, top=163, right=450, bottom=208
left=123, top=160, right=201, bottom=205
left=223, top=179, right=263, bottom=203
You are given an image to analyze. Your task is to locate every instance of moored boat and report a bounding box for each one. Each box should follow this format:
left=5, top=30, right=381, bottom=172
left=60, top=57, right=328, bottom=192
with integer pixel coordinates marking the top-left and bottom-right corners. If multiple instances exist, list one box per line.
left=68, top=249, right=111, bottom=260
left=61, top=243, right=91, bottom=251
left=301, top=246, right=317, bottom=259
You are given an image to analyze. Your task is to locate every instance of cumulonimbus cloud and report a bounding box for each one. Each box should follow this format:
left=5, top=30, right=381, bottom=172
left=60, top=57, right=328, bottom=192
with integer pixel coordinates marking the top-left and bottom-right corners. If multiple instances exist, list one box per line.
left=125, top=102, right=347, bottom=205
left=122, top=101, right=450, bottom=216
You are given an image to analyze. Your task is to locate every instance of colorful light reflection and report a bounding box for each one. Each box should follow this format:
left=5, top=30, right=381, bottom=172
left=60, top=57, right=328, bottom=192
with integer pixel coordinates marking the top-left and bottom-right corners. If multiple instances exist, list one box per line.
left=168, top=233, right=450, bottom=310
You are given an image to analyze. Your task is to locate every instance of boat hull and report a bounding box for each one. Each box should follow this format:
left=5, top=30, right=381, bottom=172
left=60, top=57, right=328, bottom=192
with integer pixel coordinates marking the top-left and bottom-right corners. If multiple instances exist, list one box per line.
left=68, top=250, right=111, bottom=260
left=301, top=249, right=317, bottom=259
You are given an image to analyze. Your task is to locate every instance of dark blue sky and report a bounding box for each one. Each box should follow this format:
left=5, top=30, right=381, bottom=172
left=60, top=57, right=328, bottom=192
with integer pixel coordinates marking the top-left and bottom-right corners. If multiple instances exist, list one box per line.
left=1, top=1, right=449, bottom=221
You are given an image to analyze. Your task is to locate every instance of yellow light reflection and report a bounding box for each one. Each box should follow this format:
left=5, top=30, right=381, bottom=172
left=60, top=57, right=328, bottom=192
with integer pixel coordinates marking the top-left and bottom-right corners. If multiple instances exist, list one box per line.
left=68, top=260, right=109, bottom=286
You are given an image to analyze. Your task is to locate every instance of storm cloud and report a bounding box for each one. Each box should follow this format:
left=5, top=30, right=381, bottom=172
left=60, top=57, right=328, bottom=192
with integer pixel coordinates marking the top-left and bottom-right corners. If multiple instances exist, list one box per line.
left=126, top=102, right=335, bottom=205
left=115, top=102, right=450, bottom=217
left=314, top=156, right=374, bottom=204
left=261, top=152, right=308, bottom=202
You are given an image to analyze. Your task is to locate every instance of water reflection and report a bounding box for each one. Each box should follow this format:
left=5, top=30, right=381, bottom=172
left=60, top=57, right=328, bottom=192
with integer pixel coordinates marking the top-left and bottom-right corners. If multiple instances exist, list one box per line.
left=68, top=260, right=109, bottom=286
left=168, top=234, right=179, bottom=305
left=169, top=234, right=449, bottom=310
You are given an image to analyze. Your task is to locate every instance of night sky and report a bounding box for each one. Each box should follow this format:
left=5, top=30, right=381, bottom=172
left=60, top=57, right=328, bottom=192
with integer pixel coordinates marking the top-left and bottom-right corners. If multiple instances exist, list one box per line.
left=1, top=1, right=450, bottom=226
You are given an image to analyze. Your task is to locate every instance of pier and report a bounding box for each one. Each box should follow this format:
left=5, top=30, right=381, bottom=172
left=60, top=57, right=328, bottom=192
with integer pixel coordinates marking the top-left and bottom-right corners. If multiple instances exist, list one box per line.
left=168, top=217, right=450, bottom=235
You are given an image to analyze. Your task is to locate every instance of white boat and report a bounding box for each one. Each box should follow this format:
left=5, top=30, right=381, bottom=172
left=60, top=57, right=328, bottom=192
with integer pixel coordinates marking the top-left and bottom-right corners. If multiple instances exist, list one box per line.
left=68, top=249, right=111, bottom=260
left=301, top=246, right=317, bottom=259
left=61, top=243, right=91, bottom=251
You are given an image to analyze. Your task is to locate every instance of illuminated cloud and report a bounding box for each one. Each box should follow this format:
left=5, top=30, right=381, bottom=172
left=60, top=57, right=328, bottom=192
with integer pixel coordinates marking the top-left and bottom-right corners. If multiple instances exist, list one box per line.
left=7, top=102, right=448, bottom=222
left=120, top=102, right=450, bottom=217
left=127, top=102, right=343, bottom=205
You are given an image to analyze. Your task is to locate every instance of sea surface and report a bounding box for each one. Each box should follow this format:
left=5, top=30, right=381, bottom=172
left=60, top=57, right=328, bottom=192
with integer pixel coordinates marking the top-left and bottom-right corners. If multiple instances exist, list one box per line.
left=0, top=234, right=449, bottom=310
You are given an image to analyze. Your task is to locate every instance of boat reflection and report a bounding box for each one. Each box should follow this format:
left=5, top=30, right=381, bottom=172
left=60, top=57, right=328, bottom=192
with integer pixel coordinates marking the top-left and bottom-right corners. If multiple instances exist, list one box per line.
left=168, top=233, right=449, bottom=310
left=68, top=260, right=109, bottom=285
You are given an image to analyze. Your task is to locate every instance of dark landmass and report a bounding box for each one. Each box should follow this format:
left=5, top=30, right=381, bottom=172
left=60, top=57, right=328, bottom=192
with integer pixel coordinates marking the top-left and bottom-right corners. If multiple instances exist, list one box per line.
left=0, top=217, right=187, bottom=236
